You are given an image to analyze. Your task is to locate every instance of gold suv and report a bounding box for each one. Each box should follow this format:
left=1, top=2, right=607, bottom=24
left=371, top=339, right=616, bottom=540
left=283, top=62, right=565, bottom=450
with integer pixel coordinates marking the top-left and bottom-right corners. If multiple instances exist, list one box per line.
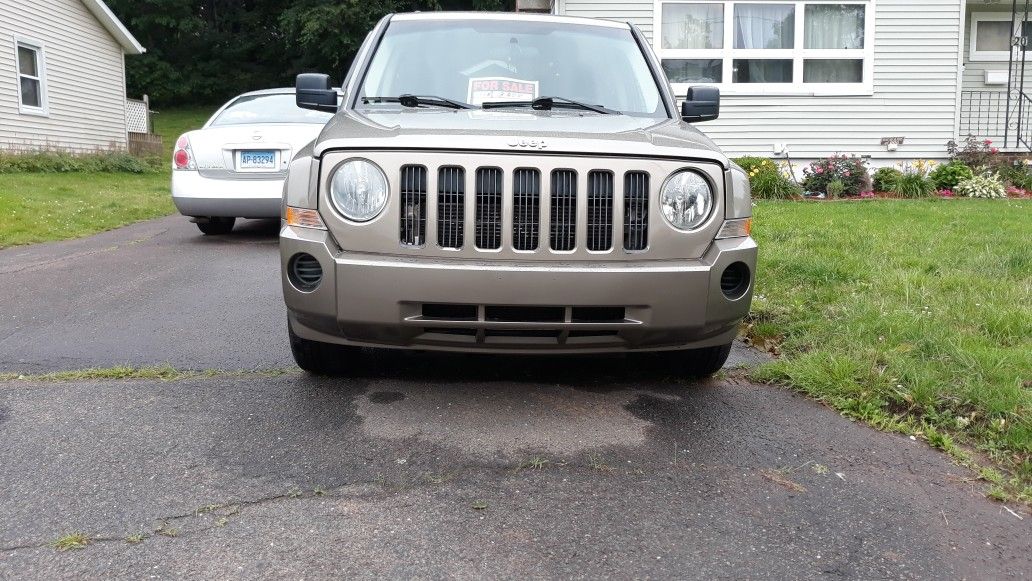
left=280, top=13, right=756, bottom=376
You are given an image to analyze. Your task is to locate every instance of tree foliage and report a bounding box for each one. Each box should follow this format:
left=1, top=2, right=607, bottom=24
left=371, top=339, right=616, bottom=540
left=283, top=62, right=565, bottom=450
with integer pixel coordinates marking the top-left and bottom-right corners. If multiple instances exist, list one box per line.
left=106, top=0, right=514, bottom=106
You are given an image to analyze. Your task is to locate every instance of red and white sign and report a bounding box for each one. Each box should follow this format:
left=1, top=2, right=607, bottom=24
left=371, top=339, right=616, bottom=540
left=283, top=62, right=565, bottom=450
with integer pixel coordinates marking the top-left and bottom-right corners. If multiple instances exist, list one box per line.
left=467, top=77, right=539, bottom=106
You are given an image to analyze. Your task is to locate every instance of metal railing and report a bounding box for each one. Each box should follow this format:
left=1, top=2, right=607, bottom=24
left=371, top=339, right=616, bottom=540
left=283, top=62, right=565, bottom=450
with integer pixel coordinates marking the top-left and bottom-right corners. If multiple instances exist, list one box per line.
left=959, top=90, right=1009, bottom=143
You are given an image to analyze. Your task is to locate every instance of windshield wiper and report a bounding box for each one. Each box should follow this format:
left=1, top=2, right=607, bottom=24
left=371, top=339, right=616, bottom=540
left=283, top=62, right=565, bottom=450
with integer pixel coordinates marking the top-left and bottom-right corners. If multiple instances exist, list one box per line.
left=482, top=96, right=615, bottom=115
left=361, top=94, right=474, bottom=110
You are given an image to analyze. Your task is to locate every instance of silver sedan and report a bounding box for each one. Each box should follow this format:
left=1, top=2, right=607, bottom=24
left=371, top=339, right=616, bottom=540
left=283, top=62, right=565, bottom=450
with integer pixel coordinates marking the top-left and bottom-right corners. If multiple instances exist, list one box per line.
left=171, top=88, right=335, bottom=235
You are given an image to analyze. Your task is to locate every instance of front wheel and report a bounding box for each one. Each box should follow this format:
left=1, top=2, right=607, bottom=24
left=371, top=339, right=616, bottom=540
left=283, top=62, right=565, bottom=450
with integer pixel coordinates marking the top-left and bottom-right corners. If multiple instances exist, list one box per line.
left=288, top=320, right=358, bottom=376
left=196, top=217, right=235, bottom=235
left=669, top=342, right=733, bottom=378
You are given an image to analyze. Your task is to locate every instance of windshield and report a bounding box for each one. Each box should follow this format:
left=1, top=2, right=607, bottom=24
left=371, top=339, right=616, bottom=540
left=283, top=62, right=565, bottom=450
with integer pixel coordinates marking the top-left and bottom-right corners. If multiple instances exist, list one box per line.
left=210, top=94, right=336, bottom=126
left=357, top=19, right=666, bottom=118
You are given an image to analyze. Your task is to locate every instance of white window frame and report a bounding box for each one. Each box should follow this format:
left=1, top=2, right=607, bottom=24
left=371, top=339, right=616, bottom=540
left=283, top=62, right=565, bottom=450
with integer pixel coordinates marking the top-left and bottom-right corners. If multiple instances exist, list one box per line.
left=13, top=36, right=48, bottom=116
left=653, top=0, right=875, bottom=96
left=969, top=12, right=1027, bottom=63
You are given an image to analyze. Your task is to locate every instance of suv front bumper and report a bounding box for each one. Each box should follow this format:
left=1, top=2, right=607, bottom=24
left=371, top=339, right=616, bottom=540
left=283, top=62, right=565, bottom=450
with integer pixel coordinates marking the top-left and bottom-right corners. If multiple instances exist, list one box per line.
left=281, top=225, right=756, bottom=354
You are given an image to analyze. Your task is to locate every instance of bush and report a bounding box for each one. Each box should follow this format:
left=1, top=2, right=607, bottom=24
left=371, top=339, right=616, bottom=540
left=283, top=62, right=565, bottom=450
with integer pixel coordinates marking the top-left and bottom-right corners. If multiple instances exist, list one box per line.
left=946, top=135, right=1001, bottom=174
left=892, top=173, right=935, bottom=198
left=955, top=174, right=1007, bottom=198
left=996, top=161, right=1032, bottom=190
left=872, top=167, right=903, bottom=193
left=801, top=155, right=870, bottom=196
left=0, top=151, right=162, bottom=174
left=929, top=161, right=974, bottom=191
left=733, top=157, right=801, bottom=200
left=826, top=179, right=845, bottom=199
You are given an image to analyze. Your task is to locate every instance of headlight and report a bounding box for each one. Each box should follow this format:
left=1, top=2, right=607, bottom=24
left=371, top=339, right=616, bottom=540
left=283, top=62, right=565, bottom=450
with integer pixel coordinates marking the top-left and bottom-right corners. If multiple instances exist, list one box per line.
left=329, top=159, right=388, bottom=222
left=660, top=170, right=713, bottom=231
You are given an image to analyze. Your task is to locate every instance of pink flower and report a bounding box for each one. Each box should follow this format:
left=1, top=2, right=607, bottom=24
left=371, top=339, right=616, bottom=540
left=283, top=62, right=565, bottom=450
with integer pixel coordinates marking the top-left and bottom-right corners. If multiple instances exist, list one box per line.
left=938, top=189, right=954, bottom=197
left=844, top=170, right=851, bottom=176
left=860, top=191, right=875, bottom=198
left=991, top=147, right=1000, bottom=154
left=815, top=167, right=824, bottom=174
left=985, top=140, right=993, bottom=145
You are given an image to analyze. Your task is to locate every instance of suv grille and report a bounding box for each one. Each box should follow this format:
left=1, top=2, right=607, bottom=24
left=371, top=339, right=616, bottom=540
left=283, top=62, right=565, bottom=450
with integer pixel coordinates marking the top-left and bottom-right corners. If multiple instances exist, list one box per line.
left=399, top=165, right=427, bottom=246
left=624, top=171, right=649, bottom=251
left=438, top=166, right=465, bottom=249
left=397, top=166, right=653, bottom=254
left=475, top=167, right=503, bottom=250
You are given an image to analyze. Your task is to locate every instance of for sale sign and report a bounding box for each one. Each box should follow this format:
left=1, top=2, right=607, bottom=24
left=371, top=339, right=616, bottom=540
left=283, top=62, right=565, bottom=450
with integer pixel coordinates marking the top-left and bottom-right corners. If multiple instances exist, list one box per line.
left=467, top=77, right=539, bottom=106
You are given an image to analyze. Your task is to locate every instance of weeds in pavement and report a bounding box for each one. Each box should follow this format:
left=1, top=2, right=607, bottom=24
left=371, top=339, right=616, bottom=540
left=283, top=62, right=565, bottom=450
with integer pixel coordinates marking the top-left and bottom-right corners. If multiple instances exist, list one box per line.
left=52, top=533, right=90, bottom=551
left=0, top=364, right=294, bottom=382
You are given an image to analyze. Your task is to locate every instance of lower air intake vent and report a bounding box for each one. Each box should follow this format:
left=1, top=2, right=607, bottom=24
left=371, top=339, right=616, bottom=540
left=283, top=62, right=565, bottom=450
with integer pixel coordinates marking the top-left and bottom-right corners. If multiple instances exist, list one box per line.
left=720, top=262, right=751, bottom=299
left=288, top=253, right=322, bottom=291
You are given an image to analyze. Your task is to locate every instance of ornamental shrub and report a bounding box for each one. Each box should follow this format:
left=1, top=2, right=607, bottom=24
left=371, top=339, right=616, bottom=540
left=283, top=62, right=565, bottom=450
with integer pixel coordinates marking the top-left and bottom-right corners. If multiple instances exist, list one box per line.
left=996, top=162, right=1032, bottom=191
left=929, top=161, right=974, bottom=191
left=826, top=179, right=845, bottom=199
left=733, top=157, right=801, bottom=200
left=0, top=151, right=161, bottom=174
left=946, top=135, right=1001, bottom=174
left=872, top=167, right=903, bottom=193
left=801, top=155, right=870, bottom=196
left=955, top=174, right=1007, bottom=198
left=891, top=173, right=935, bottom=198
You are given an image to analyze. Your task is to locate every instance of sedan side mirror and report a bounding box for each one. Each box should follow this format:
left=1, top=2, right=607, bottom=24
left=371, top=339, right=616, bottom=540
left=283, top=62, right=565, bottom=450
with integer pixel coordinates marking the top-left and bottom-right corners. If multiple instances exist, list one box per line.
left=681, top=86, right=719, bottom=123
left=296, top=73, right=338, bottom=113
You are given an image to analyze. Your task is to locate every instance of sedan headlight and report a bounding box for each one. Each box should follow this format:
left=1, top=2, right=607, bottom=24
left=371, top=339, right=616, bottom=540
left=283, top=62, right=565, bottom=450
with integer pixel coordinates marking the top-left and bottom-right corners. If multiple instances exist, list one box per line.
left=329, top=159, right=388, bottom=222
left=660, top=170, right=713, bottom=231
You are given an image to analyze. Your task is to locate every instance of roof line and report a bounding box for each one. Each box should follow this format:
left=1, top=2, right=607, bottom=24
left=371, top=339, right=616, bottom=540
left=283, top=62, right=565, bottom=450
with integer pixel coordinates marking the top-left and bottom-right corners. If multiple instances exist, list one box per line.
left=80, top=0, right=145, bottom=54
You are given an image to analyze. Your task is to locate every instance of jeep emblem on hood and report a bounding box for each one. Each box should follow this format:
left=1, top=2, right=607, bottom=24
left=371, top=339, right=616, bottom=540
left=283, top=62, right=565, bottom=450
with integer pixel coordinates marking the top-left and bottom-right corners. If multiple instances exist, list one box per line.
left=507, top=138, right=547, bottom=149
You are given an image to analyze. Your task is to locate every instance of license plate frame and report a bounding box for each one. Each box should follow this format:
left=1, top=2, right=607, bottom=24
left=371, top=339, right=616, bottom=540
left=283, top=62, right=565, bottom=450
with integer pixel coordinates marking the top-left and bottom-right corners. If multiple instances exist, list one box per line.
left=236, top=149, right=278, bottom=171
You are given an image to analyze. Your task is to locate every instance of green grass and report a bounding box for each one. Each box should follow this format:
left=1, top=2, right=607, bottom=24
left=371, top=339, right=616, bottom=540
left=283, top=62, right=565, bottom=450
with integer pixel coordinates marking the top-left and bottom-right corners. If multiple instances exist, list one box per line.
left=0, top=108, right=212, bottom=248
left=749, top=198, right=1031, bottom=502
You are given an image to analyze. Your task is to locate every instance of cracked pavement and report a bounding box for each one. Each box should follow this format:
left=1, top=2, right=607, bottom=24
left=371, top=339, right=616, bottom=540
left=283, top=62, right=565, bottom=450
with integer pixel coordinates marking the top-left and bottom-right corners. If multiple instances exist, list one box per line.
left=0, top=217, right=1029, bottom=579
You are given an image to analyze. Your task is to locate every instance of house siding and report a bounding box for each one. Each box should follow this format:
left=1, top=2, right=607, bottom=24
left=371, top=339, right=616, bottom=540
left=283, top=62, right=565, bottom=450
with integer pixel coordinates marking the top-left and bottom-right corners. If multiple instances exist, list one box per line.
left=557, top=0, right=964, bottom=161
left=0, top=0, right=129, bottom=151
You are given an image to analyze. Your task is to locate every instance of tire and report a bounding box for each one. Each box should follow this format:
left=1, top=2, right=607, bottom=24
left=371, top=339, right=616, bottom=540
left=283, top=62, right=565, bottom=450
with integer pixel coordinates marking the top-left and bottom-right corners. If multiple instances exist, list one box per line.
left=288, top=319, right=356, bottom=375
left=672, top=342, right=734, bottom=378
left=196, top=217, right=235, bottom=235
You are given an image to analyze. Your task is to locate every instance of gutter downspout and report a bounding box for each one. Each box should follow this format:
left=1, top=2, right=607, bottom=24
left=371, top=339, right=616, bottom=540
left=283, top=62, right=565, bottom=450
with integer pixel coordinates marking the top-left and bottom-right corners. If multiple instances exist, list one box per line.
left=953, top=0, right=967, bottom=151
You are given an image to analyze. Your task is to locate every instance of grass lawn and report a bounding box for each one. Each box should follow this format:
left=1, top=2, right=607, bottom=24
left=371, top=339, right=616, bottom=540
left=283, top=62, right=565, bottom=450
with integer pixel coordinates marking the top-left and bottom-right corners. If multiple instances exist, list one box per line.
left=750, top=198, right=1031, bottom=502
left=0, top=108, right=212, bottom=249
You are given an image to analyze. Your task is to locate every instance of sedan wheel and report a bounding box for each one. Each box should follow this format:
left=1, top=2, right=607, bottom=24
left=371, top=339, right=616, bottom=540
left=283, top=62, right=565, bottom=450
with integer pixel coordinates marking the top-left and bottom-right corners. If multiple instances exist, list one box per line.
left=196, top=217, right=235, bottom=235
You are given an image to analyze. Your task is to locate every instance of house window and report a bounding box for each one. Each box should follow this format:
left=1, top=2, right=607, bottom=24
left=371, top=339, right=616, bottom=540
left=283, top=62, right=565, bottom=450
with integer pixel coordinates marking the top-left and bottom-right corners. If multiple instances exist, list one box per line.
left=655, top=0, right=873, bottom=95
left=969, top=12, right=1032, bottom=62
left=15, top=39, right=47, bottom=115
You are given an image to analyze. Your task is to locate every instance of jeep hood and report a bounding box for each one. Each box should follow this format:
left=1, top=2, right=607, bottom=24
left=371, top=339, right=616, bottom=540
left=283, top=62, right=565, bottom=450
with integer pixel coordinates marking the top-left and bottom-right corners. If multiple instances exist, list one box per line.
left=312, top=108, right=728, bottom=167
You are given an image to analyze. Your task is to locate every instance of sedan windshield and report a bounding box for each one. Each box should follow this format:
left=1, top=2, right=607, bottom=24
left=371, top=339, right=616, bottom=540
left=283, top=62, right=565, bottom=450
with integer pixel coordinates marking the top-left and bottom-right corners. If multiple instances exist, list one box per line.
left=357, top=19, right=666, bottom=118
left=210, top=94, right=336, bottom=126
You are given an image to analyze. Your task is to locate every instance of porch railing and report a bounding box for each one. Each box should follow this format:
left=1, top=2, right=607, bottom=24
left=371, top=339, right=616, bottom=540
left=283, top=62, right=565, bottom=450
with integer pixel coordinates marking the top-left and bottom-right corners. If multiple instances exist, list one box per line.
left=959, top=90, right=1008, bottom=144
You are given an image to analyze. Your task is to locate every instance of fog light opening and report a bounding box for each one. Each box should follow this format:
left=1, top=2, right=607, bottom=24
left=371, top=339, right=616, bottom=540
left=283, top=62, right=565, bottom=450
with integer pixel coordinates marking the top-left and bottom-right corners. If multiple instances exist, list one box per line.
left=720, top=262, right=751, bottom=300
left=288, top=253, right=323, bottom=292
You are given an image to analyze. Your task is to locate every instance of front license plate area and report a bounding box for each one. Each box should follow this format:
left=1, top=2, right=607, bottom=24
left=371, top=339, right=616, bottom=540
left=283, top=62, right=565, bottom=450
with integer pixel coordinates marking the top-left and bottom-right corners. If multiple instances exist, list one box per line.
left=237, top=150, right=277, bottom=170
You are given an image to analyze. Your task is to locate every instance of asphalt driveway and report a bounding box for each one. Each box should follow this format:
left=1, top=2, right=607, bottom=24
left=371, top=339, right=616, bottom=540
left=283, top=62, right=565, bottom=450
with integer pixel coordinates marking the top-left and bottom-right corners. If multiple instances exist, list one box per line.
left=0, top=218, right=1028, bottom=579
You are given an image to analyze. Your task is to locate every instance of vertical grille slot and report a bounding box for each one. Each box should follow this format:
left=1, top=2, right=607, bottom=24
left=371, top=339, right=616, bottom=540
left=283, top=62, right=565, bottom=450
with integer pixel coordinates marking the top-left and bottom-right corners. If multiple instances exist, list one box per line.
left=586, top=170, right=613, bottom=251
left=550, top=169, right=577, bottom=251
left=512, top=168, right=540, bottom=251
left=399, top=165, right=427, bottom=246
left=475, top=167, right=503, bottom=249
left=623, top=171, right=649, bottom=251
left=438, top=166, right=465, bottom=249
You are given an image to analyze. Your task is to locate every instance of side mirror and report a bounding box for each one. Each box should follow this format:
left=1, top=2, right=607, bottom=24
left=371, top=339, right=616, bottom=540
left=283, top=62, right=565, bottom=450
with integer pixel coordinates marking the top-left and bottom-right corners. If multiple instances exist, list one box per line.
left=681, top=86, right=719, bottom=123
left=296, top=73, right=338, bottom=113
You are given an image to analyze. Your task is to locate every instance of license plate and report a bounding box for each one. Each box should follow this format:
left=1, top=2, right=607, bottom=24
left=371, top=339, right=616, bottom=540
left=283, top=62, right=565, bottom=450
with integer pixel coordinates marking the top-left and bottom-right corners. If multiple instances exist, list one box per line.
left=238, top=150, right=276, bottom=170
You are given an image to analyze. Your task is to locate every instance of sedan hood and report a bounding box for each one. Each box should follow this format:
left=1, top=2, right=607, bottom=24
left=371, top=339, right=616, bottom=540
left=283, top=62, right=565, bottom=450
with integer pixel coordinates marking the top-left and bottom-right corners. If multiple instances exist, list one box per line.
left=313, top=108, right=727, bottom=167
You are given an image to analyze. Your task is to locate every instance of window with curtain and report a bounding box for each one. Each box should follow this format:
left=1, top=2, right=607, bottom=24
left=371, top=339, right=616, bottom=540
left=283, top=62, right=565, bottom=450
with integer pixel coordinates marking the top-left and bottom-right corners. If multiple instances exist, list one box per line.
left=657, top=1, right=871, bottom=93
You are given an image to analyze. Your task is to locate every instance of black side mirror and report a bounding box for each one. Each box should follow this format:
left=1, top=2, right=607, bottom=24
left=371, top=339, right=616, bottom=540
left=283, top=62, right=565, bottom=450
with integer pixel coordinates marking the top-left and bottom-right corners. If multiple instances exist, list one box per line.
left=681, top=86, right=719, bottom=123
left=296, top=73, right=338, bottom=113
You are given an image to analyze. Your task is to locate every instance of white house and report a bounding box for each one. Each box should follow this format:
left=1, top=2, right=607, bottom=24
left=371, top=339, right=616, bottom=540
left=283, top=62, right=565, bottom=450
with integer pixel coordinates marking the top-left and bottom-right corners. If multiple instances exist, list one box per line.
left=547, top=0, right=1031, bottom=163
left=0, top=0, right=145, bottom=152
